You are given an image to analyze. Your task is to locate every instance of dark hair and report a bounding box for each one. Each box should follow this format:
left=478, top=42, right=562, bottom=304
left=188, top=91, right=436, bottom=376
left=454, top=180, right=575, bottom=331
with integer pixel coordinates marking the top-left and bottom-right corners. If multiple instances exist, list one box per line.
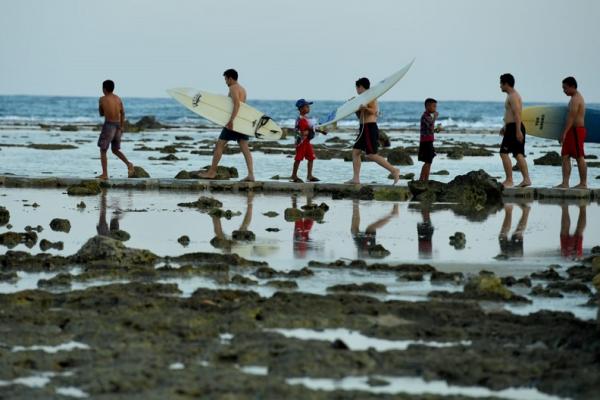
left=355, top=77, right=370, bottom=90
left=424, top=98, right=437, bottom=107
left=102, top=80, right=115, bottom=92
left=223, top=69, right=238, bottom=81
left=500, top=73, right=515, bottom=88
left=562, top=76, right=577, bottom=89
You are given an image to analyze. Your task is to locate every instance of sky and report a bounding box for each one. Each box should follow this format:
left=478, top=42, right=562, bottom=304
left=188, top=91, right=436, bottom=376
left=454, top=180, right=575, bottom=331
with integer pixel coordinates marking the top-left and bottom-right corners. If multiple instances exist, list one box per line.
left=0, top=0, right=598, bottom=102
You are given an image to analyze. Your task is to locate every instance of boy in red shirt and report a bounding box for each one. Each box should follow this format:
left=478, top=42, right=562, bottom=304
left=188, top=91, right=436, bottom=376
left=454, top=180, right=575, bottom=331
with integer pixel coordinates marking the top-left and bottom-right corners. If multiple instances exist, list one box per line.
left=290, top=99, right=325, bottom=182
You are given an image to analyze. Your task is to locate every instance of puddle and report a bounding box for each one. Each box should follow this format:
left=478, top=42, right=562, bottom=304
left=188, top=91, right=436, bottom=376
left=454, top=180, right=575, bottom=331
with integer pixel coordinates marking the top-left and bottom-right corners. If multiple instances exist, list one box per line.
left=12, top=341, right=90, bottom=353
left=168, top=362, right=185, bottom=370
left=55, top=387, right=89, bottom=398
left=238, top=365, right=268, bottom=376
left=286, top=375, right=568, bottom=400
left=267, top=328, right=471, bottom=351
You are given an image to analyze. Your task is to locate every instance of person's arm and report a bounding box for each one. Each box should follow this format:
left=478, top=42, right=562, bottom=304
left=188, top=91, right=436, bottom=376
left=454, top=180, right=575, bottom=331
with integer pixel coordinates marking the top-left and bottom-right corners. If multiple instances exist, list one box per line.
left=359, top=101, right=377, bottom=115
left=226, top=87, right=241, bottom=130
left=561, top=100, right=578, bottom=143
left=510, top=95, right=524, bottom=143
left=98, top=98, right=104, bottom=117
left=119, top=99, right=125, bottom=129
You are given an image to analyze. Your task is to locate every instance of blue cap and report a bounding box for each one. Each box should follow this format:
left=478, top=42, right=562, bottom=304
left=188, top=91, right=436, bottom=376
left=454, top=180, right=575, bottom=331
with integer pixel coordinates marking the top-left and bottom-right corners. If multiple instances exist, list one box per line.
left=295, top=99, right=313, bottom=108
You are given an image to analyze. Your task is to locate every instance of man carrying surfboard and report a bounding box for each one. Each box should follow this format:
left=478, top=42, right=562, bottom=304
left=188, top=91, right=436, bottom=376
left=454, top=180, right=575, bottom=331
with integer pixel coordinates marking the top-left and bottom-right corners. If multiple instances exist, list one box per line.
left=199, top=69, right=255, bottom=182
left=498, top=73, right=531, bottom=189
left=556, top=77, right=587, bottom=189
left=346, top=77, right=400, bottom=185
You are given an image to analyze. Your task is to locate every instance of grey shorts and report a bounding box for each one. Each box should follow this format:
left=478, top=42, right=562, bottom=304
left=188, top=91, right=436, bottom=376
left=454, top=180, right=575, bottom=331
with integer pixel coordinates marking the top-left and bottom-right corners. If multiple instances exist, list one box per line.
left=98, top=121, right=122, bottom=151
left=219, top=127, right=249, bottom=142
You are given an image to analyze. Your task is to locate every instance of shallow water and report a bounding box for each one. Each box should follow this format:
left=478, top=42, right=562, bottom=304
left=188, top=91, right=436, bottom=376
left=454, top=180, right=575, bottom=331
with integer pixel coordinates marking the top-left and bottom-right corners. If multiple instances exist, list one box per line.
left=1, top=127, right=599, bottom=187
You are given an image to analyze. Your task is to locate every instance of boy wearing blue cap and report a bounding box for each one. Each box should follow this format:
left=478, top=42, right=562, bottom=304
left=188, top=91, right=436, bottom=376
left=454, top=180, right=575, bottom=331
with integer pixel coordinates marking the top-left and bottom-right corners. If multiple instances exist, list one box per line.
left=290, top=99, right=325, bottom=183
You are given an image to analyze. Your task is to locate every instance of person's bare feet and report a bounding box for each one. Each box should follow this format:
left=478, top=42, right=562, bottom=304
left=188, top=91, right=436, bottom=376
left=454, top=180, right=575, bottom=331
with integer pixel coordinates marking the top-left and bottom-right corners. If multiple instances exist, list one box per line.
left=198, top=171, right=217, bottom=179
left=96, top=175, right=108, bottom=181
left=345, top=179, right=360, bottom=185
left=307, top=176, right=320, bottom=182
left=517, top=180, right=532, bottom=188
left=501, top=180, right=514, bottom=188
left=127, top=163, right=135, bottom=178
left=572, top=183, right=588, bottom=189
left=240, top=176, right=255, bottom=182
left=391, top=169, right=400, bottom=185
left=554, top=183, right=569, bottom=189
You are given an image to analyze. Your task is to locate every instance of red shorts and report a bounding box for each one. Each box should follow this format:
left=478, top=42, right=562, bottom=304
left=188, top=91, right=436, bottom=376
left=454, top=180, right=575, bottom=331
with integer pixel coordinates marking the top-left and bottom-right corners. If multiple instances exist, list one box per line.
left=561, top=127, right=586, bottom=158
left=560, top=234, right=583, bottom=259
left=295, top=140, right=315, bottom=161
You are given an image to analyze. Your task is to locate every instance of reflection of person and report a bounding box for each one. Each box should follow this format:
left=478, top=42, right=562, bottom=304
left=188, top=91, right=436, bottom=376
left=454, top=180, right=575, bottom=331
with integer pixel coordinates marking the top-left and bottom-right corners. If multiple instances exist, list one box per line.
left=96, top=189, right=121, bottom=236
left=498, top=73, right=531, bottom=189
left=97, top=79, right=135, bottom=180
left=199, top=69, right=255, bottom=182
left=560, top=204, right=586, bottom=260
left=498, top=203, right=530, bottom=258
left=210, top=192, right=253, bottom=253
left=417, top=207, right=434, bottom=258
left=556, top=77, right=587, bottom=189
left=351, top=200, right=398, bottom=257
left=345, top=77, right=400, bottom=185
left=292, top=195, right=315, bottom=258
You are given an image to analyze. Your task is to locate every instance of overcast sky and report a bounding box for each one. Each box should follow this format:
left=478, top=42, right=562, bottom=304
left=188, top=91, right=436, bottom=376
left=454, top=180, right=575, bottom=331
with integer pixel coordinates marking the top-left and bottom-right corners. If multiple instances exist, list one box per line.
left=1, top=0, right=598, bottom=102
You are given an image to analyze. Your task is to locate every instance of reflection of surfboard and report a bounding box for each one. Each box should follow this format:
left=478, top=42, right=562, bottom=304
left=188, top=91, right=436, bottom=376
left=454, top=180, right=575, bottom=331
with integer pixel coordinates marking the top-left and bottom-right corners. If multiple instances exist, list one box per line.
left=167, top=88, right=282, bottom=140
left=522, top=106, right=600, bottom=143
left=315, top=59, right=415, bottom=129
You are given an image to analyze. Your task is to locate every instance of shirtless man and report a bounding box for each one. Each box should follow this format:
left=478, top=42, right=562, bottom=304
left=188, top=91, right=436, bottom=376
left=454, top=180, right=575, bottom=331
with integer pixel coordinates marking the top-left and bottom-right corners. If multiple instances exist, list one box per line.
left=346, top=77, right=400, bottom=185
left=98, top=80, right=134, bottom=180
left=499, top=73, right=531, bottom=188
left=199, top=69, right=254, bottom=182
left=556, top=76, right=587, bottom=189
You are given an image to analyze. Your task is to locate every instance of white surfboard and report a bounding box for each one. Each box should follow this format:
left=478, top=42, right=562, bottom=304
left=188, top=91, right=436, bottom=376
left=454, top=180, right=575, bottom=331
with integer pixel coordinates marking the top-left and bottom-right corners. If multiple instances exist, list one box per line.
left=315, top=59, right=415, bottom=129
left=167, top=88, right=283, bottom=140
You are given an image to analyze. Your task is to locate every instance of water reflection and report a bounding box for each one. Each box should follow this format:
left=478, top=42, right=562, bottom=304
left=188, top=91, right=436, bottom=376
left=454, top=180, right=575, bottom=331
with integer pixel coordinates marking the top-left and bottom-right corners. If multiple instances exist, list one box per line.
left=209, top=192, right=254, bottom=254
left=97, top=189, right=122, bottom=237
left=351, top=200, right=399, bottom=258
left=560, top=204, right=586, bottom=261
left=292, top=195, right=317, bottom=259
left=417, top=207, right=434, bottom=259
left=497, top=204, right=530, bottom=259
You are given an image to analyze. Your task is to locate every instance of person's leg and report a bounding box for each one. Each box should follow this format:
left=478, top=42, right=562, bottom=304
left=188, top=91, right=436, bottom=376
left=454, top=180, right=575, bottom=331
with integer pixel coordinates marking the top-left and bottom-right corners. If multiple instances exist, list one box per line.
left=346, top=149, right=362, bottom=184
left=99, top=150, right=109, bottom=179
left=200, top=139, right=227, bottom=178
left=500, top=204, right=513, bottom=237
left=560, top=204, right=570, bottom=236
left=555, top=156, right=571, bottom=188
left=573, top=157, right=587, bottom=189
left=351, top=199, right=360, bottom=235
left=111, top=148, right=134, bottom=175
left=306, top=160, right=315, bottom=180
left=515, top=203, right=530, bottom=237
left=515, top=154, right=531, bottom=187
left=291, top=160, right=301, bottom=181
left=238, top=140, right=255, bottom=181
left=575, top=204, right=586, bottom=235
left=366, top=154, right=400, bottom=184
left=500, top=153, right=513, bottom=188
left=419, top=163, right=431, bottom=181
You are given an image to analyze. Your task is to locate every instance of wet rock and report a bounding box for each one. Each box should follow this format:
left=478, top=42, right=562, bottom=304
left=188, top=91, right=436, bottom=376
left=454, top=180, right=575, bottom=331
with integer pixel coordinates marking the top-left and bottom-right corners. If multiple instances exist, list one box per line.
left=178, top=235, right=191, bottom=246
left=174, top=170, right=192, bottom=179
left=208, top=209, right=241, bottom=219
left=178, top=196, right=223, bottom=210
left=135, top=115, right=166, bottom=130
left=591, top=246, right=600, bottom=255
left=285, top=267, right=314, bottom=278
left=447, top=148, right=464, bottom=160
left=175, top=135, right=193, bottom=141
left=173, top=251, right=266, bottom=267
left=0, top=231, right=37, bottom=248
left=25, top=225, right=44, bottom=233
left=386, top=147, right=413, bottom=165
left=265, top=280, right=298, bottom=290
left=39, top=239, right=64, bottom=252
left=129, top=166, right=150, bottom=178
left=531, top=268, right=563, bottom=281
left=0, top=271, right=18, bottom=282
left=109, top=229, right=131, bottom=242
left=232, top=230, right=255, bottom=241
left=76, top=201, right=86, bottom=209
left=266, top=227, right=280, bottom=232
left=373, top=187, right=412, bottom=201
left=547, top=281, right=592, bottom=295
left=327, top=282, right=388, bottom=293
left=37, top=272, right=72, bottom=289
left=209, top=236, right=235, bottom=249
left=331, top=339, right=350, bottom=350
left=263, top=211, right=279, bottom=218
left=67, top=180, right=101, bottom=196
left=534, top=151, right=562, bottom=166
left=254, top=267, right=277, bottom=279
left=432, top=170, right=450, bottom=175
left=501, top=276, right=532, bottom=288
left=566, top=265, right=595, bottom=282
left=27, top=143, right=78, bottom=150
left=378, top=130, right=391, bottom=148
left=593, top=274, right=600, bottom=292
left=50, top=218, right=71, bottom=233
left=463, top=275, right=523, bottom=301
left=159, top=145, right=178, bottom=154
left=397, top=272, right=425, bottom=281
left=284, top=203, right=329, bottom=222
left=0, top=250, right=68, bottom=270
left=70, top=235, right=157, bottom=267
left=201, top=165, right=239, bottom=180
left=390, top=172, right=414, bottom=180
left=530, top=285, right=563, bottom=298
left=230, top=274, right=258, bottom=286
left=449, top=232, right=466, bottom=249
left=0, top=206, right=9, bottom=226
left=367, top=244, right=390, bottom=258
left=431, top=271, right=464, bottom=284
left=59, top=124, right=79, bottom=132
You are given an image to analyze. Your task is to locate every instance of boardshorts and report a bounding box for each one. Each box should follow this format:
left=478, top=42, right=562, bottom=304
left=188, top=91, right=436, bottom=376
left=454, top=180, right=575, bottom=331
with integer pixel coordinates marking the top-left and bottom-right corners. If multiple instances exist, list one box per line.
left=561, top=127, right=586, bottom=158
left=219, top=127, right=249, bottom=142
left=97, top=121, right=122, bottom=151
left=295, top=140, right=315, bottom=161
left=353, top=122, right=379, bottom=155
left=418, top=141, right=436, bottom=164
left=500, top=123, right=526, bottom=157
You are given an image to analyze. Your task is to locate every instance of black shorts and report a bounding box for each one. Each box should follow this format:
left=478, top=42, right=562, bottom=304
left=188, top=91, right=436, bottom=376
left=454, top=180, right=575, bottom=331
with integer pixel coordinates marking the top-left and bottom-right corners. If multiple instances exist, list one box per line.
left=353, top=123, right=379, bottom=155
left=418, top=141, right=436, bottom=164
left=500, top=123, right=526, bottom=157
left=219, top=127, right=249, bottom=142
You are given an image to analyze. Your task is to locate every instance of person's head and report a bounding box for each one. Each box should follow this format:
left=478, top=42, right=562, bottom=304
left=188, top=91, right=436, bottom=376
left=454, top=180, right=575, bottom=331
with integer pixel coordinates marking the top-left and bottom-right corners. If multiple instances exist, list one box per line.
left=223, top=68, right=238, bottom=86
left=295, top=99, right=313, bottom=115
left=562, top=76, right=578, bottom=96
left=499, top=73, right=515, bottom=93
left=102, top=79, right=115, bottom=94
left=355, top=77, right=370, bottom=94
left=424, top=98, right=437, bottom=113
